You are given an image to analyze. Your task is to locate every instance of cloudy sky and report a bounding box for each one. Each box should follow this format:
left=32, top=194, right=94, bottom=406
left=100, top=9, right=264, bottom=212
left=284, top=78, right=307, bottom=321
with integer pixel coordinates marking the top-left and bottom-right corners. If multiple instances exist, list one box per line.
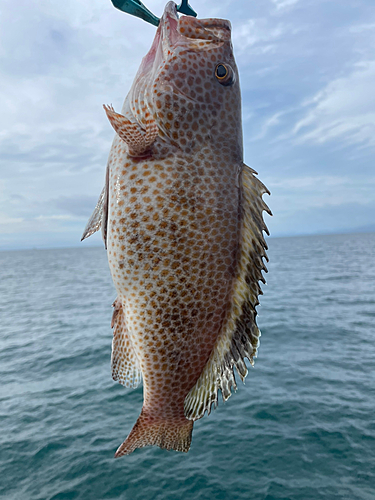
left=1, top=0, right=374, bottom=250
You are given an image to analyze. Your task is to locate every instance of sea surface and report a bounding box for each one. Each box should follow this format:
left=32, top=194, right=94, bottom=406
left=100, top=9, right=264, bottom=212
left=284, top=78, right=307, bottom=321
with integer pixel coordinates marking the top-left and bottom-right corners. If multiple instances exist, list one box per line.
left=0, top=232, right=374, bottom=500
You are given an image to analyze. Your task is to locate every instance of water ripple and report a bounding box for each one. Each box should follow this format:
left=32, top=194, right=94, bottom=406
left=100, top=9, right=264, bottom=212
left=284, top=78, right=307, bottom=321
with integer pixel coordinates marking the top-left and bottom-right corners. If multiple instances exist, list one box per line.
left=0, top=235, right=374, bottom=499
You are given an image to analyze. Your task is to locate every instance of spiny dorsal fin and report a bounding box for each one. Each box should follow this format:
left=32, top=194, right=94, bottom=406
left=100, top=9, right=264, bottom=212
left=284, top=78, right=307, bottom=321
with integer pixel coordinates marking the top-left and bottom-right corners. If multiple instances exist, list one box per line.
left=184, top=164, right=271, bottom=421
left=103, top=105, right=158, bottom=157
left=111, top=298, right=142, bottom=389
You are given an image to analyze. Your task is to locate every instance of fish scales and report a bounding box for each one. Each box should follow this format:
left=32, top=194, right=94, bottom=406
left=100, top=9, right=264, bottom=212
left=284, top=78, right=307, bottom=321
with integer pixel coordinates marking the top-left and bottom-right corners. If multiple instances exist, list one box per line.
left=82, top=1, right=270, bottom=456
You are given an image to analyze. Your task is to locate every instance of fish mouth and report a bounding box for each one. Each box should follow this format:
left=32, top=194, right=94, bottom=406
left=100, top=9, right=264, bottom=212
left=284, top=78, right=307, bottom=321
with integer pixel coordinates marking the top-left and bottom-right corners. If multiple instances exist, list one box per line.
left=161, top=1, right=180, bottom=52
left=139, top=2, right=231, bottom=75
left=160, top=2, right=231, bottom=54
left=137, top=2, right=178, bottom=78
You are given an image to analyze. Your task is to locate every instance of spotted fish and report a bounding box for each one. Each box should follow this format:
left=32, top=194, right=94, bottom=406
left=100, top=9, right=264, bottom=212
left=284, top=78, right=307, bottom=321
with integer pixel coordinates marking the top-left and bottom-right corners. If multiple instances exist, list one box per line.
left=82, top=1, right=271, bottom=457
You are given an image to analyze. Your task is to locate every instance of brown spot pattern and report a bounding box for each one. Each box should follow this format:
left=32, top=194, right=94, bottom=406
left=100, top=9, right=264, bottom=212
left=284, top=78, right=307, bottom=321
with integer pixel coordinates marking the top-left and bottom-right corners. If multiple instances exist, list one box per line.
left=100, top=2, right=268, bottom=457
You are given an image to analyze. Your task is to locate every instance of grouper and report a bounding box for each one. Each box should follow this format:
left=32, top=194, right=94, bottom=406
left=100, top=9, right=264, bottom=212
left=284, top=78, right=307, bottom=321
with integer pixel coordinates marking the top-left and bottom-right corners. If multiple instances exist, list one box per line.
left=82, top=1, right=271, bottom=456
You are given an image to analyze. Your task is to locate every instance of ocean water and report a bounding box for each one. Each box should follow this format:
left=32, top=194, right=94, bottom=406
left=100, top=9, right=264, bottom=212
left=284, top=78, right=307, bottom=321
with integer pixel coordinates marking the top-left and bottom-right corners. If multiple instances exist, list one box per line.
left=0, top=232, right=374, bottom=500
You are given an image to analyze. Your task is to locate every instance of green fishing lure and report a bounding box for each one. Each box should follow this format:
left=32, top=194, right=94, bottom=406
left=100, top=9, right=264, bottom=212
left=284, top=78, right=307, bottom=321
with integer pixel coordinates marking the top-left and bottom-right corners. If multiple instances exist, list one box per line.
left=110, top=0, right=197, bottom=26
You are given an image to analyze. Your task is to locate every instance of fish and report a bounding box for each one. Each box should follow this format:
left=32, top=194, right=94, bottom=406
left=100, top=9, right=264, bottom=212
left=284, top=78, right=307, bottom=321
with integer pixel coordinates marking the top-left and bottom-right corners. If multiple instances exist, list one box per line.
left=82, top=1, right=271, bottom=457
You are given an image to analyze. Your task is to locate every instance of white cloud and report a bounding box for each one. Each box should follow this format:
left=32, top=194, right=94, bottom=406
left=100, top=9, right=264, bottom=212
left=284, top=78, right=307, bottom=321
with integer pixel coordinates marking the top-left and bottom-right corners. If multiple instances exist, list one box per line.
left=233, top=18, right=287, bottom=53
left=269, top=175, right=350, bottom=190
left=248, top=111, right=285, bottom=139
left=1, top=0, right=375, bottom=247
left=0, top=215, right=24, bottom=225
left=271, top=0, right=300, bottom=11
left=36, top=215, right=76, bottom=221
left=349, top=23, right=375, bottom=34
left=292, top=60, right=375, bottom=147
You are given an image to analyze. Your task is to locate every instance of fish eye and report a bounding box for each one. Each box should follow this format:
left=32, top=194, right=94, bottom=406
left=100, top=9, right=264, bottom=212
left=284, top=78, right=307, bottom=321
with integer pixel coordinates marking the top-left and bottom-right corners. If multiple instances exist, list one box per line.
left=215, top=64, right=228, bottom=79
left=215, top=63, right=235, bottom=86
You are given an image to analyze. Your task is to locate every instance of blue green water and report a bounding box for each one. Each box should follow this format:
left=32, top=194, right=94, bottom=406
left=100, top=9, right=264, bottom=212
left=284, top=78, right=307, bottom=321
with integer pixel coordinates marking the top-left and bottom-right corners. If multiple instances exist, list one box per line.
left=0, top=233, right=374, bottom=499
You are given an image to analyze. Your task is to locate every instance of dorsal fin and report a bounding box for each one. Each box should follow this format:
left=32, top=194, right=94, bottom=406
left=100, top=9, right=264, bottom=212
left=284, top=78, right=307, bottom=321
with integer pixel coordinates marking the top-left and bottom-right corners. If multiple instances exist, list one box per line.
left=184, top=164, right=271, bottom=421
left=103, top=105, right=158, bottom=156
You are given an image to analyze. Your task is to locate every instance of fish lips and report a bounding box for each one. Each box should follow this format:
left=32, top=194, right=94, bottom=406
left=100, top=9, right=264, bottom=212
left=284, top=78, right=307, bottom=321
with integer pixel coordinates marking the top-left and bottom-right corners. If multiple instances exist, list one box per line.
left=162, top=1, right=180, bottom=51
left=136, top=2, right=178, bottom=83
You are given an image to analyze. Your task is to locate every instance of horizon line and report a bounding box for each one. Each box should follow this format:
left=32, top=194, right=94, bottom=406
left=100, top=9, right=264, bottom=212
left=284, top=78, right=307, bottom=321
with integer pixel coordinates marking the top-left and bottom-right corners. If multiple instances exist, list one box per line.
left=0, top=228, right=374, bottom=253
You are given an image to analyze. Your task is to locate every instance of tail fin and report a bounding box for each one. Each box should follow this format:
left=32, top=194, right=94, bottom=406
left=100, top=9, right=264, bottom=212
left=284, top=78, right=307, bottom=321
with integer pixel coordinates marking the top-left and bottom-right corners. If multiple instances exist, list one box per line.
left=115, top=410, right=194, bottom=457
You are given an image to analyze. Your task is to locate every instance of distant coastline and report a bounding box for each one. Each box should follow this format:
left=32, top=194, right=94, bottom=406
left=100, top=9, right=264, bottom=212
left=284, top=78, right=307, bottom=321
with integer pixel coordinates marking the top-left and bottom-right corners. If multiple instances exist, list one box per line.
left=1, top=228, right=374, bottom=252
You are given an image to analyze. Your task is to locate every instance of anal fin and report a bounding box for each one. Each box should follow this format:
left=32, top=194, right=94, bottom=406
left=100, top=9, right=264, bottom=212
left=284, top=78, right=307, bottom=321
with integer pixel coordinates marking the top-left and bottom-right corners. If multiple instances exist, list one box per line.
left=111, top=298, right=142, bottom=389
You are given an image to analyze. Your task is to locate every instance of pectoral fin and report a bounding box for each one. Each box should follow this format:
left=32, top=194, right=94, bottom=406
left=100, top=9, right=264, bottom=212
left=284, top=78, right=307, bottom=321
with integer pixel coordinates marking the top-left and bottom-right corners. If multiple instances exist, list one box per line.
left=81, top=186, right=106, bottom=241
left=111, top=298, right=142, bottom=389
left=103, top=105, right=158, bottom=156
left=184, top=164, right=271, bottom=421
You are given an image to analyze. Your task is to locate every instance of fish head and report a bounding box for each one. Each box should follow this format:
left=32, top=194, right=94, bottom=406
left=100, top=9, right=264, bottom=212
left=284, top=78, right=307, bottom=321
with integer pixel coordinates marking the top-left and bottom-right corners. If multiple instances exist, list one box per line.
left=127, top=1, right=243, bottom=158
